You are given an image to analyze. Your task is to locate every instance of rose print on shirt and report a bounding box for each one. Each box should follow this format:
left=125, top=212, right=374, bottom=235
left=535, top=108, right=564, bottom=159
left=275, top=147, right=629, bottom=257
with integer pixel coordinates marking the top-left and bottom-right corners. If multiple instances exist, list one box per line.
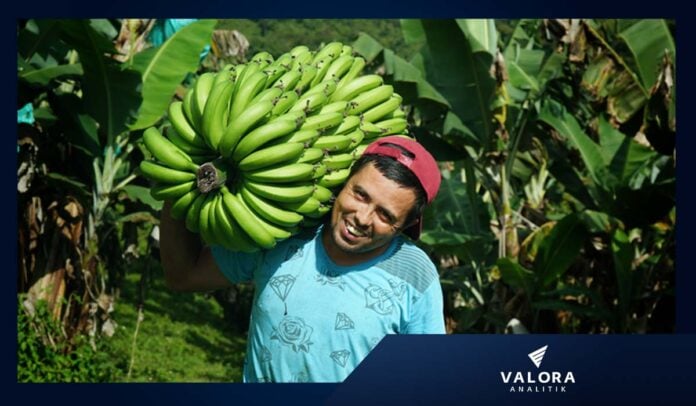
left=271, top=316, right=314, bottom=353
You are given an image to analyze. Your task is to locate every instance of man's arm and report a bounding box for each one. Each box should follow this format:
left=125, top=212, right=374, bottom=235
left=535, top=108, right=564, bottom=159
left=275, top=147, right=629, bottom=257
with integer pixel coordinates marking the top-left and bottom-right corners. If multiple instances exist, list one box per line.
left=159, top=201, right=233, bottom=292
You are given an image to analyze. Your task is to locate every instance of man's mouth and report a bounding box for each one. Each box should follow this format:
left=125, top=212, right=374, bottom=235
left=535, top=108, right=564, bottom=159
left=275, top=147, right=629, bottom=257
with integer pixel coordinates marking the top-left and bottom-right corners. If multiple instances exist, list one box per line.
left=344, top=219, right=367, bottom=238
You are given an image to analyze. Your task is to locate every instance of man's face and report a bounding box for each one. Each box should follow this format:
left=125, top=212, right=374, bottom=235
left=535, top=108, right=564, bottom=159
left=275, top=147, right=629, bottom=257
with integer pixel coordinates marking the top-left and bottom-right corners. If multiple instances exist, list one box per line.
left=323, top=162, right=417, bottom=265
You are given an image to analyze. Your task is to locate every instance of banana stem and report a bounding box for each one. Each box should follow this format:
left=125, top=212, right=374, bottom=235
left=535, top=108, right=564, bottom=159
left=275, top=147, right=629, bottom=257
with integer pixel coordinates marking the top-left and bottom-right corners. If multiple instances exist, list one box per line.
left=196, top=158, right=229, bottom=193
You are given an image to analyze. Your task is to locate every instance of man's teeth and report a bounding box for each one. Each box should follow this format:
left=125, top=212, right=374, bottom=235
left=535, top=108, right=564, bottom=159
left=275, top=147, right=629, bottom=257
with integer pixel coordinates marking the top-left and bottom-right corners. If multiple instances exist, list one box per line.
left=346, top=222, right=365, bottom=237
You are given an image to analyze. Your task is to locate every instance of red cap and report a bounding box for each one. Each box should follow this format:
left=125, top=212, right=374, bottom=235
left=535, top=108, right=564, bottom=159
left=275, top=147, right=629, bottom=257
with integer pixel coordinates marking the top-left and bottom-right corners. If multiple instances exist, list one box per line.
left=363, top=136, right=441, bottom=240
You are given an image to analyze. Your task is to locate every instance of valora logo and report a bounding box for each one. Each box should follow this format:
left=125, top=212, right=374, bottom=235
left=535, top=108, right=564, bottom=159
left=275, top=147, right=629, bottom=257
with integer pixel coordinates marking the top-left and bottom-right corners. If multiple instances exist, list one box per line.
left=500, top=345, right=576, bottom=393
left=528, top=345, right=548, bottom=368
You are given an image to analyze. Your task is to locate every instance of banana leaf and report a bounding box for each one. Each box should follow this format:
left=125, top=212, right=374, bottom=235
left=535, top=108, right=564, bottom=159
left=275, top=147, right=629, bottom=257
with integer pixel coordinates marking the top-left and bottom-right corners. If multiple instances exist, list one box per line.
left=19, top=63, right=83, bottom=86
left=539, top=100, right=606, bottom=187
left=414, top=19, right=496, bottom=150
left=597, top=116, right=656, bottom=184
left=534, top=213, right=588, bottom=288
left=497, top=257, right=535, bottom=296
left=129, top=19, right=217, bottom=131
left=59, top=19, right=142, bottom=142
left=17, top=19, right=66, bottom=68
left=122, top=185, right=163, bottom=211
left=619, top=19, right=675, bottom=91
left=611, top=228, right=633, bottom=329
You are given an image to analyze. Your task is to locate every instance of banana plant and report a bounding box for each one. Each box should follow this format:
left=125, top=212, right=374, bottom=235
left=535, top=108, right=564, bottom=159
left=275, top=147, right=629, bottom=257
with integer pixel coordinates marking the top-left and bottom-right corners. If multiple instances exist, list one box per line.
left=17, top=19, right=216, bottom=337
left=353, top=18, right=675, bottom=333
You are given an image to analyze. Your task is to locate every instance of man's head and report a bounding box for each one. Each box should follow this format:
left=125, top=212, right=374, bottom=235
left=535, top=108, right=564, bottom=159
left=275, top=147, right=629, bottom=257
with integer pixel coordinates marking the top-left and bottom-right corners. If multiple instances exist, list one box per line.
left=323, top=136, right=441, bottom=265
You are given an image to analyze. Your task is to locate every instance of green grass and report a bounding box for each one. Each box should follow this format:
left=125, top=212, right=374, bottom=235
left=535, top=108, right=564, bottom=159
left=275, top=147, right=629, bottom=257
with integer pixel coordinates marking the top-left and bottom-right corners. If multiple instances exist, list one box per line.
left=106, top=261, right=247, bottom=382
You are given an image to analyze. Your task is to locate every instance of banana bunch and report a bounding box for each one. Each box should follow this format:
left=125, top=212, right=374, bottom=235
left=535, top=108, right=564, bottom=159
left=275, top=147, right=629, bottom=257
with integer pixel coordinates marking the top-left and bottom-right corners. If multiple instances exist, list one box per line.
left=140, top=41, right=410, bottom=252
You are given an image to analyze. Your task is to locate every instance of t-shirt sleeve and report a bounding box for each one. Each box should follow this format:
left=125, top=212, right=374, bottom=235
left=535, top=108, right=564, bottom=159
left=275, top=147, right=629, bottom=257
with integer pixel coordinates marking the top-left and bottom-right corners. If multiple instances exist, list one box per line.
left=210, top=245, right=263, bottom=284
left=405, top=277, right=446, bottom=334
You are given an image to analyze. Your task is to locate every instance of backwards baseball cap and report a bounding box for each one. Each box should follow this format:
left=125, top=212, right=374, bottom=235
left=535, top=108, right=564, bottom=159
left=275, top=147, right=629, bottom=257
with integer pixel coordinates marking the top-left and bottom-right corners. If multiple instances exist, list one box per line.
left=363, top=136, right=441, bottom=240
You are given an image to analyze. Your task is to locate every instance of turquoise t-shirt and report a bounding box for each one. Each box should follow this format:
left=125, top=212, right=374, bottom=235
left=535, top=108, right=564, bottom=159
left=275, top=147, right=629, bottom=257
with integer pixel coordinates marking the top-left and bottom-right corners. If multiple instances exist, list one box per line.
left=211, top=226, right=445, bottom=383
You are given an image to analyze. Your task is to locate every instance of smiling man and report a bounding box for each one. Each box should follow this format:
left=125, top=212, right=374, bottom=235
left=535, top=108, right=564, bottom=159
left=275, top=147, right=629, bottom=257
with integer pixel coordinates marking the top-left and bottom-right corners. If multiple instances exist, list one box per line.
left=160, top=136, right=445, bottom=383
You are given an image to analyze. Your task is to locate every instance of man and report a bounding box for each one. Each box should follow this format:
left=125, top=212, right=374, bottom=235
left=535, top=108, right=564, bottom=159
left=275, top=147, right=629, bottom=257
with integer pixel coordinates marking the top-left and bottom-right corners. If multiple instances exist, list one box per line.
left=160, top=136, right=444, bottom=383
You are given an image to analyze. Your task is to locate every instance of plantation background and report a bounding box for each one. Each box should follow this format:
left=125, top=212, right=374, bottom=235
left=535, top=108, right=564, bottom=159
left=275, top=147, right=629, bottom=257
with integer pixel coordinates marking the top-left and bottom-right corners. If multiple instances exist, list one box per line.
left=17, top=18, right=675, bottom=382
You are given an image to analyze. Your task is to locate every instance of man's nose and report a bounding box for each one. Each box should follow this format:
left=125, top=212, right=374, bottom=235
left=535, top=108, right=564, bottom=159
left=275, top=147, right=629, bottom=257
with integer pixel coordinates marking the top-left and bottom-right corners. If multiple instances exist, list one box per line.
left=354, top=206, right=373, bottom=228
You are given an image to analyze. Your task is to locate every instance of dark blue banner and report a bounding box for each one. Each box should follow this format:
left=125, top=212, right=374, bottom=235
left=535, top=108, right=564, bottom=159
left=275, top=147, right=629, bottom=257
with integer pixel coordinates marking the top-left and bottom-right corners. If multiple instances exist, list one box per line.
left=327, top=335, right=696, bottom=405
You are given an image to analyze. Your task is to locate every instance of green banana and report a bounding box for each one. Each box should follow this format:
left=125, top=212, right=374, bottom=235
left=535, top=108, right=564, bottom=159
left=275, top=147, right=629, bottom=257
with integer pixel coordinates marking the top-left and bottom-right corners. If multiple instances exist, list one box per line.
left=313, top=184, right=333, bottom=203
left=273, top=129, right=320, bottom=146
left=271, top=91, right=300, bottom=116
left=219, top=100, right=274, bottom=157
left=139, top=160, right=196, bottom=184
left=263, top=65, right=287, bottom=85
left=375, top=117, right=409, bottom=135
left=168, top=101, right=208, bottom=148
left=182, top=88, right=201, bottom=133
left=319, top=100, right=349, bottom=115
left=166, top=127, right=213, bottom=156
left=246, top=162, right=317, bottom=183
left=312, top=162, right=328, bottom=179
left=189, top=153, right=221, bottom=165
left=317, top=167, right=352, bottom=188
left=294, top=64, right=318, bottom=94
left=142, top=127, right=198, bottom=172
left=272, top=69, right=301, bottom=91
left=324, top=54, right=353, bottom=81
left=330, top=73, right=382, bottom=102
left=171, top=188, right=201, bottom=220
left=244, top=180, right=315, bottom=203
left=249, top=87, right=283, bottom=106
left=312, top=41, right=343, bottom=65
left=151, top=180, right=197, bottom=201
left=359, top=120, right=384, bottom=138
left=240, top=185, right=304, bottom=227
left=289, top=90, right=327, bottom=114
left=289, top=45, right=310, bottom=57
left=329, top=115, right=361, bottom=135
left=212, top=66, right=233, bottom=87
left=251, top=51, right=274, bottom=66
left=221, top=187, right=276, bottom=249
left=273, top=53, right=294, bottom=69
left=279, top=195, right=322, bottom=215
left=229, top=70, right=269, bottom=122
left=312, top=134, right=353, bottom=152
left=335, top=57, right=366, bottom=94
left=340, top=45, right=353, bottom=57
left=298, top=111, right=343, bottom=132
left=304, top=79, right=338, bottom=98
left=305, top=204, right=331, bottom=219
left=311, top=58, right=333, bottom=88
left=238, top=194, right=292, bottom=241
left=346, top=128, right=366, bottom=150
left=238, top=142, right=305, bottom=171
left=185, top=192, right=208, bottom=233
left=296, top=147, right=325, bottom=164
left=232, top=118, right=299, bottom=162
left=198, top=193, right=217, bottom=245
left=213, top=193, right=258, bottom=252
left=361, top=94, right=402, bottom=123
left=192, top=72, right=216, bottom=131
left=201, top=79, right=235, bottom=150
left=346, top=85, right=394, bottom=115
left=322, top=152, right=355, bottom=170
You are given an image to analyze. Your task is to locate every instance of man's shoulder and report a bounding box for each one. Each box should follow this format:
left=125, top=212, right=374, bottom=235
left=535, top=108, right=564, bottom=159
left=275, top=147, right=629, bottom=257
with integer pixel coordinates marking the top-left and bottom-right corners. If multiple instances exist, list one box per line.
left=374, top=237, right=439, bottom=294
